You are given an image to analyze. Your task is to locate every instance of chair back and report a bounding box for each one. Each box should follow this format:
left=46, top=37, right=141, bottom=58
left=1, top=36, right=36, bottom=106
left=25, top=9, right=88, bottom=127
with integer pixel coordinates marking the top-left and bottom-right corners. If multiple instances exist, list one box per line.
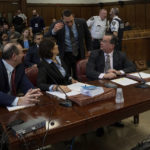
left=25, top=66, right=38, bottom=86
left=76, top=58, right=88, bottom=82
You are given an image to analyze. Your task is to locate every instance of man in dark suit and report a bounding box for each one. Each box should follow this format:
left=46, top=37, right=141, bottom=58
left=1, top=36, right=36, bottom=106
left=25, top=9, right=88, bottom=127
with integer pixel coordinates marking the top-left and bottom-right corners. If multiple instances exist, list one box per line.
left=0, top=42, right=42, bottom=106
left=86, top=34, right=136, bottom=80
left=24, top=33, right=43, bottom=68
left=46, top=9, right=92, bottom=78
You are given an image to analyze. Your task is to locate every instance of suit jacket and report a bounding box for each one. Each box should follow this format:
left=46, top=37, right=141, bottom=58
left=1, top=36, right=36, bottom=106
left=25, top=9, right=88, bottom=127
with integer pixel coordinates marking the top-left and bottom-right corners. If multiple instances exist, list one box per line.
left=37, top=58, right=71, bottom=91
left=45, top=18, right=92, bottom=59
left=24, top=45, right=40, bottom=68
left=0, top=59, right=34, bottom=106
left=86, top=50, right=136, bottom=80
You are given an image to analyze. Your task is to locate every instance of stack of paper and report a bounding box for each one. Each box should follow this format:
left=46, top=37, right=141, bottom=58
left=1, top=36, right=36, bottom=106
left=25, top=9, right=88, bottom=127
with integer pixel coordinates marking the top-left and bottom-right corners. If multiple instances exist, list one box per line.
left=129, top=72, right=150, bottom=78
left=81, top=86, right=104, bottom=97
left=111, top=77, right=138, bottom=86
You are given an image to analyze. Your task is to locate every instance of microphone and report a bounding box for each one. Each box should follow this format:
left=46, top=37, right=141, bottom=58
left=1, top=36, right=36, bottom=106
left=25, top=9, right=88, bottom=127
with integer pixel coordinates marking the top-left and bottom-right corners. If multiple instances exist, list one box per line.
left=135, top=71, right=149, bottom=88
left=43, top=62, right=72, bottom=107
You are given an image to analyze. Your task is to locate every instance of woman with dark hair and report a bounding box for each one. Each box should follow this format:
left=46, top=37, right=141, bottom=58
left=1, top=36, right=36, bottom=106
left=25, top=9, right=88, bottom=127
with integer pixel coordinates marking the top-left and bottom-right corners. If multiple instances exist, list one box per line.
left=37, top=38, right=77, bottom=92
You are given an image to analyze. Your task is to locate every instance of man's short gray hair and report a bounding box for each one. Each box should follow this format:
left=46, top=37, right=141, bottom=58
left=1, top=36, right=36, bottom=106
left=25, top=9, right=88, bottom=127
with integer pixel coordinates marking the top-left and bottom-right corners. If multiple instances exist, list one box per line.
left=112, top=7, right=119, bottom=16
left=2, top=43, right=19, bottom=60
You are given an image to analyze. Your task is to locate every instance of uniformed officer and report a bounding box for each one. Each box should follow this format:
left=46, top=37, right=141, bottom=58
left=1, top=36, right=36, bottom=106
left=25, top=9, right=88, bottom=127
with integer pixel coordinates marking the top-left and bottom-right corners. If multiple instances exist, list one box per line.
left=87, top=9, right=108, bottom=50
left=109, top=7, right=124, bottom=51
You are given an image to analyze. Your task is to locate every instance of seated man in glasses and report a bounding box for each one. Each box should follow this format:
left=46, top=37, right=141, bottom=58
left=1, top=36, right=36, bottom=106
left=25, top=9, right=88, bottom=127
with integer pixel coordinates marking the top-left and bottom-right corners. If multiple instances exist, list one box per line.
left=86, top=33, right=136, bottom=80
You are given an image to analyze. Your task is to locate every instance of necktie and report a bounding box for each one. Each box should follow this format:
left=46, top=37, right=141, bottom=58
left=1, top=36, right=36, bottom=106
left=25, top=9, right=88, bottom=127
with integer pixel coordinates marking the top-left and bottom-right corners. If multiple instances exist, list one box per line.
left=68, top=27, right=78, bottom=56
left=11, top=69, right=16, bottom=96
left=105, top=54, right=111, bottom=73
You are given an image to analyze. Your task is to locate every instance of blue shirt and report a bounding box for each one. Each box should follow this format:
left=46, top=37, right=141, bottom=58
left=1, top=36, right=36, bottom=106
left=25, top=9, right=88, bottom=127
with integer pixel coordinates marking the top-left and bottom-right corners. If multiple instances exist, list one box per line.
left=24, top=40, right=29, bottom=49
left=64, top=23, right=79, bottom=52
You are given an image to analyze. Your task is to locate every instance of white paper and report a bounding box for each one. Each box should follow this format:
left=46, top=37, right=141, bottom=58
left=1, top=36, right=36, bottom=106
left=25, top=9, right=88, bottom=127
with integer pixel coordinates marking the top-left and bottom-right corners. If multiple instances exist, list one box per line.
left=146, top=82, right=150, bottom=85
left=130, top=72, right=150, bottom=79
left=111, top=77, right=138, bottom=86
left=67, top=82, right=90, bottom=92
left=7, top=104, right=35, bottom=111
left=46, top=90, right=81, bottom=99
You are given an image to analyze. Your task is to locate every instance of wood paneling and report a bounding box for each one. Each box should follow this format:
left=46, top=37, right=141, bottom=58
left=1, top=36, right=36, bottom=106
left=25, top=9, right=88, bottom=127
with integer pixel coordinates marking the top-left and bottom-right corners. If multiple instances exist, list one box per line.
left=135, top=4, right=146, bottom=28
left=125, top=4, right=136, bottom=27
left=146, top=3, right=150, bottom=28
left=0, top=0, right=150, bottom=29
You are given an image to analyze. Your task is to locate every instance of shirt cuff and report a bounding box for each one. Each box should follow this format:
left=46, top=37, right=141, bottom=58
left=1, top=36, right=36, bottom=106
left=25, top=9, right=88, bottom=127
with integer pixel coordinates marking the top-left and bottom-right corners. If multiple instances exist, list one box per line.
left=98, top=73, right=105, bottom=79
left=49, top=85, right=54, bottom=91
left=11, top=97, right=19, bottom=106
left=52, top=29, right=56, bottom=35
left=120, top=70, right=125, bottom=75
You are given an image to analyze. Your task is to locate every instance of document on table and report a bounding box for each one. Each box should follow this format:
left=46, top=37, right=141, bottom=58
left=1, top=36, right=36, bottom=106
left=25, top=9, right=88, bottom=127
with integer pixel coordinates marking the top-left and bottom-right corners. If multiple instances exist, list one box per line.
left=111, top=77, right=138, bottom=86
left=7, top=104, right=35, bottom=112
left=47, top=82, right=99, bottom=99
left=129, top=72, right=150, bottom=78
left=67, top=82, right=90, bottom=92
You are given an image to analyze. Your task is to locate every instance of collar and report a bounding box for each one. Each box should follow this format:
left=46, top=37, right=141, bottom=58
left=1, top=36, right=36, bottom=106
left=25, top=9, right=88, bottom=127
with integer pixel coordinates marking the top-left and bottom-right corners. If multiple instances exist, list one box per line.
left=2, top=59, right=14, bottom=73
left=45, top=56, right=61, bottom=65
left=104, top=51, right=113, bottom=57
left=113, top=16, right=120, bottom=20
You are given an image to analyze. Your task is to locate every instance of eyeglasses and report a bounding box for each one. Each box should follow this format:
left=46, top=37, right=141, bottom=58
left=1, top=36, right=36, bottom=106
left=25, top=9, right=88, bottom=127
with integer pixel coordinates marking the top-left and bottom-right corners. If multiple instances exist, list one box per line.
left=101, top=40, right=110, bottom=43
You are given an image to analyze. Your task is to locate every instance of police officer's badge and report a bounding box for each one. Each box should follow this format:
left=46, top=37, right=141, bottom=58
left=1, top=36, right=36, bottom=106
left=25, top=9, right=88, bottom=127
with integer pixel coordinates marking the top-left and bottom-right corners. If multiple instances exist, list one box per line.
left=112, top=21, right=116, bottom=26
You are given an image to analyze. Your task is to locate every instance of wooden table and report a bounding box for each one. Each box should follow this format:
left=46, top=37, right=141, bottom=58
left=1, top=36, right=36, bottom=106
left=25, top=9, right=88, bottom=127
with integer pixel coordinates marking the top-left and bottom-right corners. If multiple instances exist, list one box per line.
left=0, top=80, right=150, bottom=150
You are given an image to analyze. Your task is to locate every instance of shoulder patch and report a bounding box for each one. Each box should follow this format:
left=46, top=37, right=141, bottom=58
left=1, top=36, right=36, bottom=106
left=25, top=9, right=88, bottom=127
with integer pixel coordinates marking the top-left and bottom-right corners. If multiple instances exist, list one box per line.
left=112, top=21, right=116, bottom=26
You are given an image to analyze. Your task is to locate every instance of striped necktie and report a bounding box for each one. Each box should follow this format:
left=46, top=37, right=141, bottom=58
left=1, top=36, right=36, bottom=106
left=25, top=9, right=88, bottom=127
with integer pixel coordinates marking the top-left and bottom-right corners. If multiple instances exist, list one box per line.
left=105, top=54, right=111, bottom=73
left=68, top=27, right=78, bottom=56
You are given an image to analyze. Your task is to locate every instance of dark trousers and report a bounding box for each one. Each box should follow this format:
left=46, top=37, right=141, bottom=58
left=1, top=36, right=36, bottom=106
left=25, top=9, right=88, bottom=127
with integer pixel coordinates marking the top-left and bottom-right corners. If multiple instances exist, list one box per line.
left=63, top=52, right=79, bottom=79
left=92, top=39, right=101, bottom=50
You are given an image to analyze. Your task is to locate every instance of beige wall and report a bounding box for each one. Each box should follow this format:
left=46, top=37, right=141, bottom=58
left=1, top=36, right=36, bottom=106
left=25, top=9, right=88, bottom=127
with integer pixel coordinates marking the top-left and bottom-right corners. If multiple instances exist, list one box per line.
left=27, top=0, right=131, bottom=4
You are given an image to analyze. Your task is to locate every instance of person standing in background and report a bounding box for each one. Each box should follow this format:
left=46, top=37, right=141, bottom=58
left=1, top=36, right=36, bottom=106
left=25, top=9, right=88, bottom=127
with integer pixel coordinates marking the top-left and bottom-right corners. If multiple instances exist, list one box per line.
left=30, top=9, right=45, bottom=35
left=87, top=9, right=108, bottom=50
left=109, top=7, right=124, bottom=51
left=46, top=9, right=92, bottom=79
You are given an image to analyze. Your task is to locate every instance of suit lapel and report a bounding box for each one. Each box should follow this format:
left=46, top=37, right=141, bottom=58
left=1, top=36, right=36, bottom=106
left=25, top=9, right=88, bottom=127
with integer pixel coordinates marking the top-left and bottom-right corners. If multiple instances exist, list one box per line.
left=0, top=60, right=10, bottom=91
left=113, top=51, right=119, bottom=69
left=43, top=60, right=64, bottom=83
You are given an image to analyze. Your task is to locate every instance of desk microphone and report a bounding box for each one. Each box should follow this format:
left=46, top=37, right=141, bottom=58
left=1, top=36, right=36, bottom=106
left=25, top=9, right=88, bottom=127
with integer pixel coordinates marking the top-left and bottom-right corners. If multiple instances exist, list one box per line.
left=135, top=71, right=149, bottom=88
left=43, top=62, right=72, bottom=107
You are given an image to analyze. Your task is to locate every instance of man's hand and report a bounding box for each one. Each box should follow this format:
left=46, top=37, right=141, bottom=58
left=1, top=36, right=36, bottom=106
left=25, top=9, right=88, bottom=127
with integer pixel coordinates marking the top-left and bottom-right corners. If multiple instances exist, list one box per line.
left=53, top=22, right=64, bottom=33
left=17, top=88, right=43, bottom=106
left=107, top=69, right=122, bottom=75
left=58, top=85, right=71, bottom=93
left=103, top=72, right=117, bottom=79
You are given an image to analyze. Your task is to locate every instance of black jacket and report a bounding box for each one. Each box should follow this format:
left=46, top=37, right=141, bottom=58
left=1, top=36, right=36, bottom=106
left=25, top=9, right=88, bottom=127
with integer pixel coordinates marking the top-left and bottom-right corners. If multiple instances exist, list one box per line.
left=45, top=18, right=92, bottom=59
left=86, top=50, right=136, bottom=80
left=37, top=58, right=71, bottom=91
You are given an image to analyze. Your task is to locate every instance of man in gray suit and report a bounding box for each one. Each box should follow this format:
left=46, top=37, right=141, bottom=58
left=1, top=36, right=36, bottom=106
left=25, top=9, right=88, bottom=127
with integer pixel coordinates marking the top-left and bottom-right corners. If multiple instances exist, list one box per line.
left=86, top=34, right=136, bottom=80
left=46, top=9, right=92, bottom=79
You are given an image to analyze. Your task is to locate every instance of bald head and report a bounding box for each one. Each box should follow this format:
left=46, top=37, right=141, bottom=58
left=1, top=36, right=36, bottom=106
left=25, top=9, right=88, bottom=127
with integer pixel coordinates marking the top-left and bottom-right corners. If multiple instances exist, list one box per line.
left=2, top=43, right=19, bottom=60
